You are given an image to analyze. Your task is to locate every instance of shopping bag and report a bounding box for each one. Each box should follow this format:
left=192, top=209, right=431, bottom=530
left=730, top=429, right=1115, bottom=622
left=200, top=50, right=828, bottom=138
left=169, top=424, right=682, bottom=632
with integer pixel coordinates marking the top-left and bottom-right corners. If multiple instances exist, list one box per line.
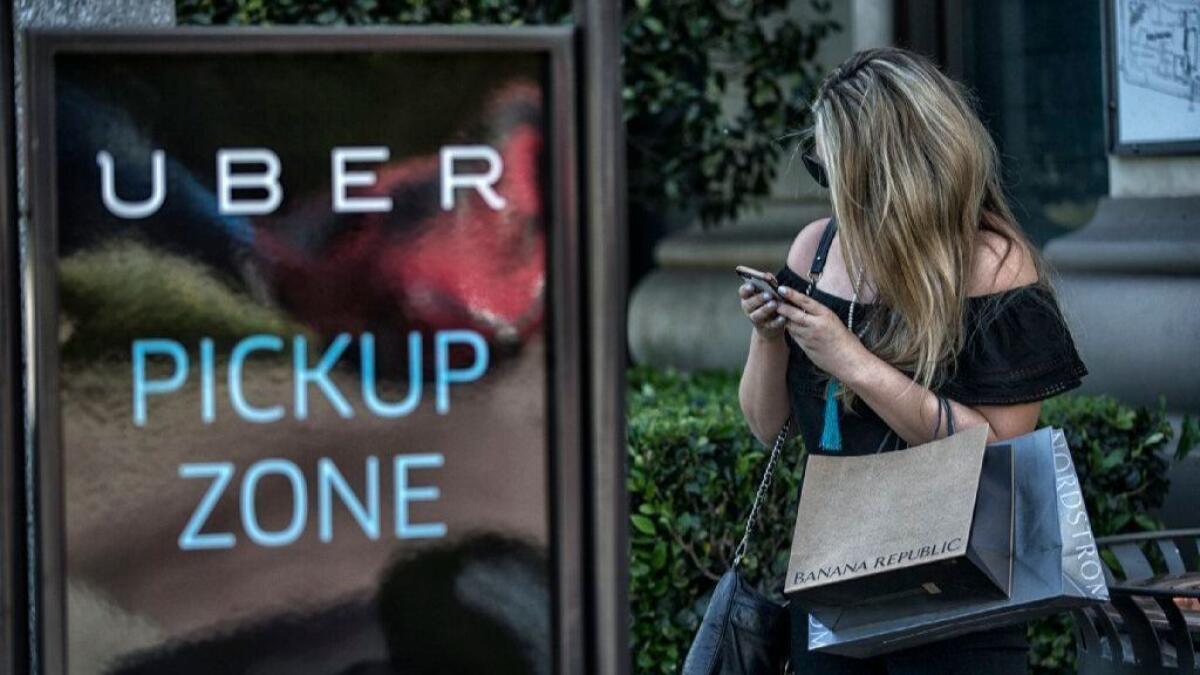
left=786, top=424, right=1016, bottom=630
left=804, top=427, right=1108, bottom=657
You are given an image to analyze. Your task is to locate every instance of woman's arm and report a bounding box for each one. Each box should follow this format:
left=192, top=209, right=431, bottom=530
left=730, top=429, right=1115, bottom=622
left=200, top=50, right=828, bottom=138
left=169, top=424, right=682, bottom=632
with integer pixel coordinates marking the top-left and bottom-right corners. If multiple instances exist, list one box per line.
left=841, top=348, right=1041, bottom=443
left=774, top=230, right=1043, bottom=444
left=738, top=218, right=830, bottom=445
left=738, top=329, right=791, bottom=445
left=777, top=289, right=1040, bottom=443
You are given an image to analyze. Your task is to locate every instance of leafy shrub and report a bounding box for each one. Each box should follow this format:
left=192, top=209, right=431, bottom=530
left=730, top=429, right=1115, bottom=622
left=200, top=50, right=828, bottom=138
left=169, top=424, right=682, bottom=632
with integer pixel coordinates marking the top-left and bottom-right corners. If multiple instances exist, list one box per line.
left=620, top=0, right=839, bottom=225
left=176, top=0, right=840, bottom=225
left=627, top=366, right=804, bottom=673
left=1040, top=395, right=1187, bottom=536
left=626, top=367, right=1193, bottom=674
left=175, top=0, right=569, bottom=26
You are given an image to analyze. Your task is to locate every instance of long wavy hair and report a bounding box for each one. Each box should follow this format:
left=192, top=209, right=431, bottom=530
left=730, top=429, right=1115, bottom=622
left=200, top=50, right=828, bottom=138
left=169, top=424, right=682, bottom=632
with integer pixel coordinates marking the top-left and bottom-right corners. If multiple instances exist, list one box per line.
left=811, top=47, right=1046, bottom=395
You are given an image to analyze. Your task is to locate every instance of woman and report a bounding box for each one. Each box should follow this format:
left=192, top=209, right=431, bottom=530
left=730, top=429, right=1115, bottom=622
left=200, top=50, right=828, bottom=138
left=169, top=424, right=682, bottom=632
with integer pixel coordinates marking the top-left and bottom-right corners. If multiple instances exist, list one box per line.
left=737, top=48, right=1086, bottom=673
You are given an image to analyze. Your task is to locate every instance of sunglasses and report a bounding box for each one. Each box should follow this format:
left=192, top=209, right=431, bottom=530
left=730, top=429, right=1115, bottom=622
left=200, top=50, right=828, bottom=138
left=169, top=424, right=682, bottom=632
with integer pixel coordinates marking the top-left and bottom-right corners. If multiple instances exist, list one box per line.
left=801, top=138, right=829, bottom=188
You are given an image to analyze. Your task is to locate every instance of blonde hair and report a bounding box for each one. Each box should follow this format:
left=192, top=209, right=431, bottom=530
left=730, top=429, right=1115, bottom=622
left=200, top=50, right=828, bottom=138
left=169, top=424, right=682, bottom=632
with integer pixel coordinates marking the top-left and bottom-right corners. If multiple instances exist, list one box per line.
left=811, top=47, right=1044, bottom=394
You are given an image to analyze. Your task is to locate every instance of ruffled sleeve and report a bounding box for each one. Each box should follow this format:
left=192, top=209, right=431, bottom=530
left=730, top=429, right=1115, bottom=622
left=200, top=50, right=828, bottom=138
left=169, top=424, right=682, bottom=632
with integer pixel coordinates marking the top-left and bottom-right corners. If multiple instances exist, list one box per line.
left=938, top=286, right=1087, bottom=406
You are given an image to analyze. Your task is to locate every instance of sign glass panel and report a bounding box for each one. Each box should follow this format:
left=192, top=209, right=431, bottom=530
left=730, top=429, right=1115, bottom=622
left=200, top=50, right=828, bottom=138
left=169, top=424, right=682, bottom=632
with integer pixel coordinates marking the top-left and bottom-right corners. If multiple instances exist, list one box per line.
left=47, top=45, right=560, bottom=673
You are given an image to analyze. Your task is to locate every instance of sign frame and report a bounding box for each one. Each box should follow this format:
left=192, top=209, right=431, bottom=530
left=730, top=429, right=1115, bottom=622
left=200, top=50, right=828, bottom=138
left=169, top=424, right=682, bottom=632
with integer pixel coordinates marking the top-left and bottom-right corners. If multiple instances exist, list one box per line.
left=1, top=0, right=24, bottom=672
left=24, top=26, right=583, bottom=674
left=574, top=1, right=630, bottom=673
left=1102, top=0, right=1200, bottom=156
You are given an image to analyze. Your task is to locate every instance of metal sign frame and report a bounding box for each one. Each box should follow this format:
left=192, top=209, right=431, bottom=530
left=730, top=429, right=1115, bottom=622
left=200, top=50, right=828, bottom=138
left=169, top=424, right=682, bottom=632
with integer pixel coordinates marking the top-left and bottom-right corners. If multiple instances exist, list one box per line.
left=25, top=26, right=585, bottom=674
left=1, top=0, right=24, bottom=671
left=1102, top=0, right=1200, bottom=156
left=573, top=1, right=629, bottom=673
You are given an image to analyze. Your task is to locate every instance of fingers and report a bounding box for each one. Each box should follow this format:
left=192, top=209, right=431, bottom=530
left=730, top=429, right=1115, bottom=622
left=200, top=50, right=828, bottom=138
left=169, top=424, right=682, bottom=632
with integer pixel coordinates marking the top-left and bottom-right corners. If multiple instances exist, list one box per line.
left=775, top=301, right=808, bottom=325
left=785, top=318, right=813, bottom=344
left=740, top=285, right=776, bottom=316
left=741, top=296, right=766, bottom=317
left=741, top=293, right=762, bottom=310
left=740, top=282, right=785, bottom=335
left=786, top=322, right=804, bottom=344
left=778, top=287, right=830, bottom=316
left=740, top=283, right=775, bottom=302
left=794, top=293, right=826, bottom=315
left=748, top=298, right=778, bottom=323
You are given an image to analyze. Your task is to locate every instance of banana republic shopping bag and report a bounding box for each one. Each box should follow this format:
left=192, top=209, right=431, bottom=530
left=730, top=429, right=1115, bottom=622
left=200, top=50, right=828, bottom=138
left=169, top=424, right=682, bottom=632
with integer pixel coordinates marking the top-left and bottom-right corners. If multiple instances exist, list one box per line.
left=804, top=427, right=1109, bottom=658
left=786, top=424, right=1016, bottom=627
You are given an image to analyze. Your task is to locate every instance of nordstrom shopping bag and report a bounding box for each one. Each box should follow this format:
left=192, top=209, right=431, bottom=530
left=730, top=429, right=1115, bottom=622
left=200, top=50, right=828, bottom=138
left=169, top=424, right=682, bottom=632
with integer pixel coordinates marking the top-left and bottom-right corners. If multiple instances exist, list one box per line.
left=786, top=424, right=1016, bottom=629
left=804, top=427, right=1109, bottom=658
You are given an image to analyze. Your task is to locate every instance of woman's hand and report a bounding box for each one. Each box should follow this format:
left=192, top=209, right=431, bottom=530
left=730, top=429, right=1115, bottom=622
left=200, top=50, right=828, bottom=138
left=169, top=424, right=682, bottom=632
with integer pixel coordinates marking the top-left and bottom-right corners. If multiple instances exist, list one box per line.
left=738, top=284, right=787, bottom=339
left=775, top=287, right=871, bottom=380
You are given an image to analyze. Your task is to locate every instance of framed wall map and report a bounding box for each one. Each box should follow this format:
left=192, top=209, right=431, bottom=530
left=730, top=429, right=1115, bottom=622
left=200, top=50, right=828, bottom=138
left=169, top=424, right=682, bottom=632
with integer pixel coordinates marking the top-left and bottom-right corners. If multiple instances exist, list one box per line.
left=1104, top=0, right=1200, bottom=154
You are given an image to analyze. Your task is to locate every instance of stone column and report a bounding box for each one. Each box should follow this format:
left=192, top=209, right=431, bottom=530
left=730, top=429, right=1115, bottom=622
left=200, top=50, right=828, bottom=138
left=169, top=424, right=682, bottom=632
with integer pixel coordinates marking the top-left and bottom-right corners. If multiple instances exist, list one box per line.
left=852, top=0, right=893, bottom=53
left=628, top=201, right=831, bottom=370
left=1044, top=149, right=1200, bottom=529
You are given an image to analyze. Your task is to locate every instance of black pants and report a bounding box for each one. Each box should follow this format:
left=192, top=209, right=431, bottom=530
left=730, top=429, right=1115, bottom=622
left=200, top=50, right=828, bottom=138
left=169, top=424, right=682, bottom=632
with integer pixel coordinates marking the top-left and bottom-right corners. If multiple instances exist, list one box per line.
left=789, top=615, right=1029, bottom=674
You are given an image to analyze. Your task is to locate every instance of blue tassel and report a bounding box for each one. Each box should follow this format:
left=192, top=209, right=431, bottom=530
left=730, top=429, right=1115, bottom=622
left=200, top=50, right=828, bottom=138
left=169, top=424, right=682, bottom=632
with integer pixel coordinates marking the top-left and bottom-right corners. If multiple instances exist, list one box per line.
left=820, top=378, right=842, bottom=452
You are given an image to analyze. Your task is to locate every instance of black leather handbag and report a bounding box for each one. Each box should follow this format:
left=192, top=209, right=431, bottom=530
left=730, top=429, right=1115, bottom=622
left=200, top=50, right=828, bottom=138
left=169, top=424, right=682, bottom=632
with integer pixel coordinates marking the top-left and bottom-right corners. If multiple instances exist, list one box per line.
left=681, top=422, right=791, bottom=675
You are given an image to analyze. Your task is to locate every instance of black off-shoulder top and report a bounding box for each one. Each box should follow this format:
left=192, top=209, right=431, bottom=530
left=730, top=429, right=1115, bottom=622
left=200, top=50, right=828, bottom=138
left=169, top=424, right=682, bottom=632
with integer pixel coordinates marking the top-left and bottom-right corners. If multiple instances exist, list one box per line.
left=774, top=263, right=1088, bottom=457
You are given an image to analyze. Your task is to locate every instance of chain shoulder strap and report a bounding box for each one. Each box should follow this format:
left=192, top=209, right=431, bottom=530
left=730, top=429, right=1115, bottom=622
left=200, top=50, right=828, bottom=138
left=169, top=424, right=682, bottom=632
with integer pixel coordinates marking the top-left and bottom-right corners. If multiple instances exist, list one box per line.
left=731, top=419, right=791, bottom=568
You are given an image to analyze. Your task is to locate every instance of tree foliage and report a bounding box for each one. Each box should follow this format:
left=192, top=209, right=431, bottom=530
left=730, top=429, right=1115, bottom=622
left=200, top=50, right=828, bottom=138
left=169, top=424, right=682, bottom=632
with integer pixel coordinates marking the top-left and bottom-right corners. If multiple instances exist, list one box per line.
left=176, top=0, right=840, bottom=225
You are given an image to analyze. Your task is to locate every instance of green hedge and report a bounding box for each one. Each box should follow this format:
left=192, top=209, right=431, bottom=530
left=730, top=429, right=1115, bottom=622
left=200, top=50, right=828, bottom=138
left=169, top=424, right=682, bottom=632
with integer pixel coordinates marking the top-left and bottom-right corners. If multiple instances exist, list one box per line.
left=627, top=367, right=805, bottom=672
left=627, top=366, right=1195, bottom=674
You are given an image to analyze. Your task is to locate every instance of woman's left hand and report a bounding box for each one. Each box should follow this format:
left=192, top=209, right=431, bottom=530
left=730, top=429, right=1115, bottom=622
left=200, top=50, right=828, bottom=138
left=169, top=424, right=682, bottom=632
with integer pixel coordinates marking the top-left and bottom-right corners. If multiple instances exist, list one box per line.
left=775, top=286, right=871, bottom=381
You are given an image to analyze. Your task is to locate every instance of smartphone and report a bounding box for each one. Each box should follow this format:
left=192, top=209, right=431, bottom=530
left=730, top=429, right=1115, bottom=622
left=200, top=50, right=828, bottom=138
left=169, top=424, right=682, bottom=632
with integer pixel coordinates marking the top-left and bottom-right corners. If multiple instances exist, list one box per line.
left=735, top=265, right=780, bottom=300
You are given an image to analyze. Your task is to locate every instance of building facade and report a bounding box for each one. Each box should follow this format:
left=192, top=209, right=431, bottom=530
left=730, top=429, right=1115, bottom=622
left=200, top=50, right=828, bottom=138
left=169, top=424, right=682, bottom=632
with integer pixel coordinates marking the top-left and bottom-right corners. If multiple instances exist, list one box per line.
left=628, top=0, right=1200, bottom=525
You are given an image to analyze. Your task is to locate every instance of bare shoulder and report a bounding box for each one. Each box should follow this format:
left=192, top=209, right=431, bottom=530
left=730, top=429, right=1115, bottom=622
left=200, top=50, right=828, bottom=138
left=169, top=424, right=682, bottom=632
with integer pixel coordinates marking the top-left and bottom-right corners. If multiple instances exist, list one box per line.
left=785, top=217, right=833, bottom=275
left=969, top=226, right=1039, bottom=296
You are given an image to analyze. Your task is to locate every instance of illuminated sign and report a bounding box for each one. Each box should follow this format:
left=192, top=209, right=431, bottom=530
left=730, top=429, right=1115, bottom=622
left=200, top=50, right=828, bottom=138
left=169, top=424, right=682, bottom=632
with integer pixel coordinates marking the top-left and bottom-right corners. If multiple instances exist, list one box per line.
left=27, top=28, right=582, bottom=673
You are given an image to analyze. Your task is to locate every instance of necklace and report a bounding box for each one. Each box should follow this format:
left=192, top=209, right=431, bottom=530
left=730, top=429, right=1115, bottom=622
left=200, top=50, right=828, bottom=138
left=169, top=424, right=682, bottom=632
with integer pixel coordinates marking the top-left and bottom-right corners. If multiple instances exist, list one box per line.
left=846, top=268, right=866, bottom=335
left=807, top=266, right=867, bottom=452
left=805, top=267, right=867, bottom=333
